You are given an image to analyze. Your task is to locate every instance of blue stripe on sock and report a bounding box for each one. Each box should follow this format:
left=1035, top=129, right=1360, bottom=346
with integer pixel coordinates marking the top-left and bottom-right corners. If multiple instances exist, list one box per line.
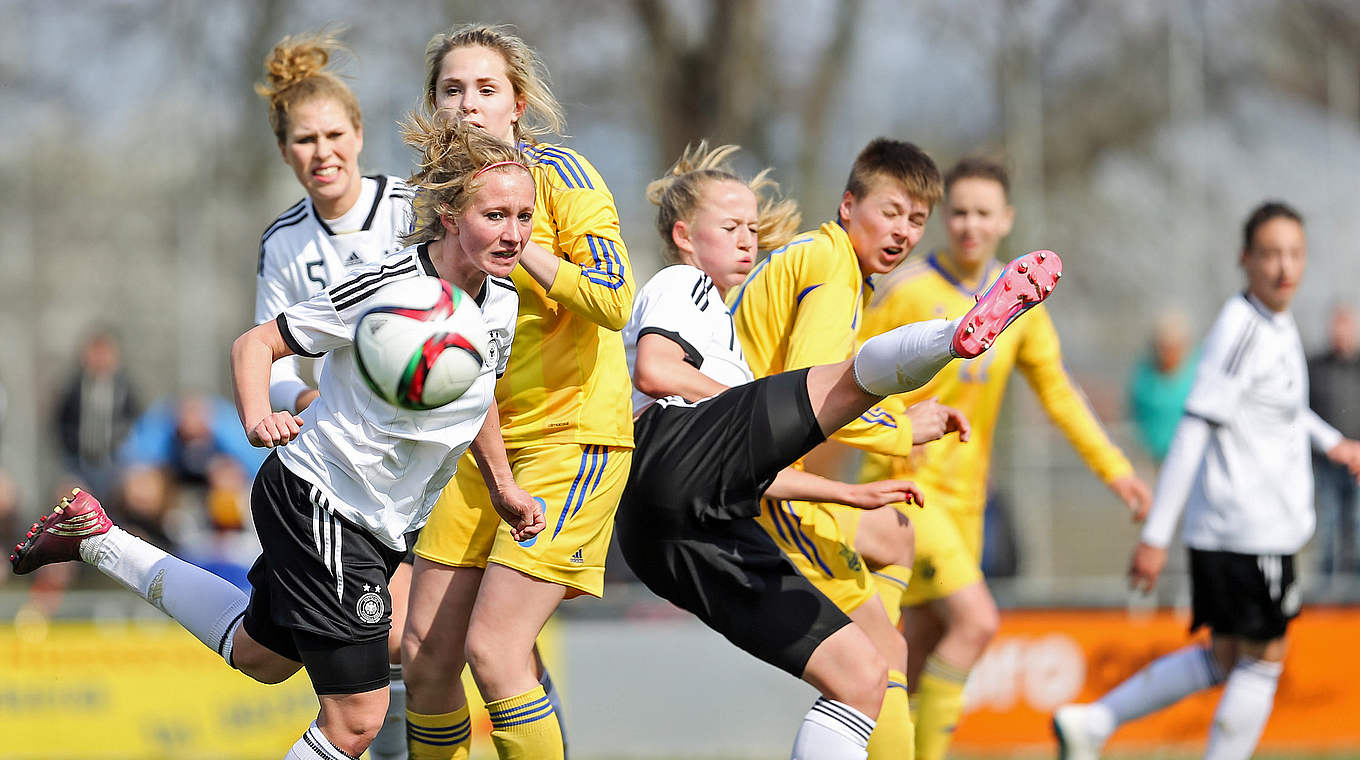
left=487, top=695, right=551, bottom=722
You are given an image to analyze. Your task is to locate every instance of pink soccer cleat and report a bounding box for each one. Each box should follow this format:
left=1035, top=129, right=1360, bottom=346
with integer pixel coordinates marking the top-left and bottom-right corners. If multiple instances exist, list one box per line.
left=10, top=488, right=112, bottom=575
left=952, top=249, right=1063, bottom=358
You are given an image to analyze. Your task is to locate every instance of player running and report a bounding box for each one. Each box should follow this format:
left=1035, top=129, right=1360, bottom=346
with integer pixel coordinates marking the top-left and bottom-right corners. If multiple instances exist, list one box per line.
left=1052, top=201, right=1360, bottom=760
left=400, top=24, right=633, bottom=760
left=252, top=30, right=417, bottom=758
left=854, top=156, right=1151, bottom=760
left=10, top=119, right=542, bottom=760
left=617, top=166, right=1063, bottom=760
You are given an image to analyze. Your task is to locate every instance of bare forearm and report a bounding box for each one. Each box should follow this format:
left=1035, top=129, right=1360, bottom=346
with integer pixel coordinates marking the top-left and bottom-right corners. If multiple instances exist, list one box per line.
left=516, top=241, right=561, bottom=292
left=470, top=404, right=516, bottom=494
left=764, top=468, right=849, bottom=503
left=232, top=330, right=282, bottom=432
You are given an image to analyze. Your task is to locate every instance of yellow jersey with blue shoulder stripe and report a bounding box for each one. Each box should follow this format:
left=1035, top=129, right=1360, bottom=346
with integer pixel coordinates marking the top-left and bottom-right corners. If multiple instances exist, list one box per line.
left=495, top=143, right=635, bottom=449
left=859, top=251, right=1133, bottom=513
left=729, top=220, right=915, bottom=456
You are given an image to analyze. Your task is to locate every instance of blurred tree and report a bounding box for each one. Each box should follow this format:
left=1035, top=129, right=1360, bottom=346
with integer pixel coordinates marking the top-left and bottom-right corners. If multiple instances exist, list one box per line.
left=628, top=0, right=861, bottom=189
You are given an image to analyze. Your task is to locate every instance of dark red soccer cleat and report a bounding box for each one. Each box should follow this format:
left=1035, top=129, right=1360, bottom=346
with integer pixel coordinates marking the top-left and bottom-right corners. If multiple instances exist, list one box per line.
left=952, top=249, right=1063, bottom=359
left=10, top=488, right=112, bottom=575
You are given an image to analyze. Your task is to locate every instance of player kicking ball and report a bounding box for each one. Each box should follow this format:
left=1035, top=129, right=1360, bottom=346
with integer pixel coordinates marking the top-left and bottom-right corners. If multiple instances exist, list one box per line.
left=10, top=119, right=543, bottom=760
left=1052, top=201, right=1360, bottom=760
left=616, top=238, right=1061, bottom=760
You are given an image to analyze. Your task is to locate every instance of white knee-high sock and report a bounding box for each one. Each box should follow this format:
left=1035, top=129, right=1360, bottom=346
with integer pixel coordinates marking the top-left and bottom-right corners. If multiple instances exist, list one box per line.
left=79, top=526, right=248, bottom=663
left=1087, top=646, right=1224, bottom=739
left=284, top=721, right=359, bottom=760
left=852, top=319, right=958, bottom=397
left=791, top=697, right=876, bottom=760
left=1205, top=658, right=1282, bottom=760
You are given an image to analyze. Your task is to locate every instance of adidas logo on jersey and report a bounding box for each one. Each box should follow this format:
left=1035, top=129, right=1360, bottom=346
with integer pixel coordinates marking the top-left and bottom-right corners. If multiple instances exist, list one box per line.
left=570, top=548, right=584, bottom=564
left=344, top=251, right=363, bottom=266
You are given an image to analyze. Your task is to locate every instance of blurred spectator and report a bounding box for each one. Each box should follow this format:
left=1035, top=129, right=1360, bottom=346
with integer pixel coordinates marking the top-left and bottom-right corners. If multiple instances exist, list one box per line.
left=55, top=329, right=140, bottom=497
left=1308, top=303, right=1360, bottom=576
left=118, top=393, right=267, bottom=585
left=1128, top=308, right=1198, bottom=462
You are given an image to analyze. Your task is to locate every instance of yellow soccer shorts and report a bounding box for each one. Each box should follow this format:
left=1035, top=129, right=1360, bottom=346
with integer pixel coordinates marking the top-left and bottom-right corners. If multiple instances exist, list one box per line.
left=827, top=504, right=913, bottom=625
left=899, top=498, right=984, bottom=608
left=415, top=442, right=632, bottom=598
left=755, top=498, right=878, bottom=614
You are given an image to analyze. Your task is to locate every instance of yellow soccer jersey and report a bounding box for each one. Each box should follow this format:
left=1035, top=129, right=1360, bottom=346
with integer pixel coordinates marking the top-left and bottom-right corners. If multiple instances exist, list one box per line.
left=495, top=144, right=636, bottom=449
left=729, top=220, right=914, bottom=457
left=860, top=251, right=1133, bottom=513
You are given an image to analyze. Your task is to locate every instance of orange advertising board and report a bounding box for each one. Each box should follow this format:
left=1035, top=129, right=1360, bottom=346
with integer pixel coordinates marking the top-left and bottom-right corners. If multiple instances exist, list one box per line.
left=953, top=606, right=1360, bottom=752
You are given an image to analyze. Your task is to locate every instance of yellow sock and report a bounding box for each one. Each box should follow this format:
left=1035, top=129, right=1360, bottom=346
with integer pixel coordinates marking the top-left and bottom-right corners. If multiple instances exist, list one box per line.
left=871, top=565, right=912, bottom=627
left=486, top=685, right=563, bottom=760
left=406, top=705, right=471, bottom=760
left=867, top=669, right=915, bottom=760
left=915, top=655, right=969, bottom=760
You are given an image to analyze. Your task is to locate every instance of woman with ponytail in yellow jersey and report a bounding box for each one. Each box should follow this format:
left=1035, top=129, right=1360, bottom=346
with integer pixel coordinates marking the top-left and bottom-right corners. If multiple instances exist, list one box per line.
left=400, top=25, right=634, bottom=760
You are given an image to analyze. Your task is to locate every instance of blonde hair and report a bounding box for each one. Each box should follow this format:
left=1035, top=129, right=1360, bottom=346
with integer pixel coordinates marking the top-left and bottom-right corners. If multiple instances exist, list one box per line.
left=255, top=28, right=362, bottom=144
left=422, top=23, right=566, bottom=143
left=646, top=142, right=802, bottom=262
left=399, top=112, right=530, bottom=245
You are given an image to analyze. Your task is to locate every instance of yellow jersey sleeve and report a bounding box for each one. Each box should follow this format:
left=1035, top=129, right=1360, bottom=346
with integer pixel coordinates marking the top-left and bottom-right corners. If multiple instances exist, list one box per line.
left=730, top=221, right=914, bottom=456
left=1015, top=304, right=1133, bottom=484
left=493, top=144, right=634, bottom=449
left=527, top=144, right=635, bottom=330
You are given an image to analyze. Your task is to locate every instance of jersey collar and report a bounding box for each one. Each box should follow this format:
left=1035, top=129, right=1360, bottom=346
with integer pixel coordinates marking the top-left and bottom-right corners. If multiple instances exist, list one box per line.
left=928, top=250, right=998, bottom=298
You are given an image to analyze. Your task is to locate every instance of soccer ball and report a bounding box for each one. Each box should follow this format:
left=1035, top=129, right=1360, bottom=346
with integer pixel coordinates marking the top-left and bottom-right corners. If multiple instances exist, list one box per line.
left=353, top=278, right=490, bottom=410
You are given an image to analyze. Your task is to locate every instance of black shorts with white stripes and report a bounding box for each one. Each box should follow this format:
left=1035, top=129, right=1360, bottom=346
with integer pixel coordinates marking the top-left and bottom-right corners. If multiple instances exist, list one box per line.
left=242, top=453, right=406, bottom=673
left=1190, top=548, right=1299, bottom=641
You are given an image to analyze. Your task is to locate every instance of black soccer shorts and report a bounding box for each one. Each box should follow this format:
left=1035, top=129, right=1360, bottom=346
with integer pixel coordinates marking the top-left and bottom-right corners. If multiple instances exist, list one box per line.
left=1189, top=548, right=1299, bottom=641
left=242, top=453, right=406, bottom=693
left=617, top=369, right=853, bottom=676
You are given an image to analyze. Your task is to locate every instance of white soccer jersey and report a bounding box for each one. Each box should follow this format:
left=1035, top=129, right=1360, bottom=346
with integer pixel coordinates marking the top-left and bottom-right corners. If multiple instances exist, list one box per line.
left=273, top=243, right=517, bottom=551
left=1145, top=293, right=1341, bottom=555
left=623, top=264, right=755, bottom=413
left=255, top=175, right=415, bottom=411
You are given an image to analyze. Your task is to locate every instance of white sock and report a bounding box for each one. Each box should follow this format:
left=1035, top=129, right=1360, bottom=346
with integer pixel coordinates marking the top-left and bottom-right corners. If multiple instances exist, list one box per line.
left=80, top=526, right=248, bottom=662
left=1089, top=645, right=1224, bottom=739
left=791, top=697, right=875, bottom=760
left=852, top=319, right=958, bottom=396
left=284, top=721, right=358, bottom=760
left=1205, top=658, right=1282, bottom=760
left=368, top=664, right=408, bottom=759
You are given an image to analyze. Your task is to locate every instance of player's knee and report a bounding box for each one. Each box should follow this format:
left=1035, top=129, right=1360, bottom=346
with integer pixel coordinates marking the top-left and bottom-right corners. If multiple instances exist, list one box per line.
left=842, top=656, right=890, bottom=717
left=323, top=711, right=384, bottom=757
left=955, top=605, right=1000, bottom=653
left=463, top=626, right=508, bottom=681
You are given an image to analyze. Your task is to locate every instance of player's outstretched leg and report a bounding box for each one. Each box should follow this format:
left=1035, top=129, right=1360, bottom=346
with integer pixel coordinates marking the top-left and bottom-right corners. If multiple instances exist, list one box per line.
left=1052, top=644, right=1225, bottom=760
left=817, top=249, right=1063, bottom=434
left=12, top=488, right=253, bottom=668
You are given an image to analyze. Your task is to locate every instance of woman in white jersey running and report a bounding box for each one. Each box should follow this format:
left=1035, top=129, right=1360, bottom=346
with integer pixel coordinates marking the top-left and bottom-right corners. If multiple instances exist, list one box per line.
left=252, top=31, right=418, bottom=758
left=1053, top=201, right=1360, bottom=760
left=10, top=118, right=543, bottom=760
